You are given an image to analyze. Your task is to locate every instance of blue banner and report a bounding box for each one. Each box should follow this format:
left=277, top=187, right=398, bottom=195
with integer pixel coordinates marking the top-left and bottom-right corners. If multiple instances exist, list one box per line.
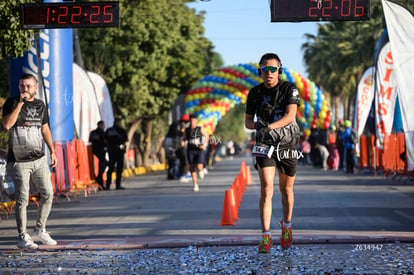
left=9, top=28, right=74, bottom=142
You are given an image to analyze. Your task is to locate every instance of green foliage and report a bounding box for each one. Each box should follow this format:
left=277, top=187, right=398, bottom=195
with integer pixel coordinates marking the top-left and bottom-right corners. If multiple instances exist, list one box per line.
left=0, top=0, right=37, bottom=58
left=78, top=0, right=215, bottom=123
left=302, top=0, right=414, bottom=99
left=214, top=104, right=248, bottom=145
left=0, top=0, right=37, bottom=99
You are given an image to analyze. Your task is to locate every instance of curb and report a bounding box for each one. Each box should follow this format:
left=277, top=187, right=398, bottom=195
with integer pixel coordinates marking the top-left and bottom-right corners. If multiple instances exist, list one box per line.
left=3, top=234, right=413, bottom=252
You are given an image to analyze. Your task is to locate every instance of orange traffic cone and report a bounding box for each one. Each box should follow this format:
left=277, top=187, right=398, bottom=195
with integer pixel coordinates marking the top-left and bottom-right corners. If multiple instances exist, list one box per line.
left=228, top=187, right=239, bottom=220
left=220, top=190, right=235, bottom=226
left=238, top=174, right=246, bottom=192
left=240, top=161, right=247, bottom=184
left=246, top=166, right=252, bottom=185
left=232, top=176, right=242, bottom=207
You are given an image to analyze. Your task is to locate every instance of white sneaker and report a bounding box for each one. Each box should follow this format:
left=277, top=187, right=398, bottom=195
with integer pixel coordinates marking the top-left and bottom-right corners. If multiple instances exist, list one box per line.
left=17, top=233, right=38, bottom=249
left=32, top=229, right=57, bottom=245
left=203, top=168, right=208, bottom=175
left=179, top=176, right=189, bottom=183
left=197, top=170, right=205, bottom=180
left=193, top=184, right=199, bottom=192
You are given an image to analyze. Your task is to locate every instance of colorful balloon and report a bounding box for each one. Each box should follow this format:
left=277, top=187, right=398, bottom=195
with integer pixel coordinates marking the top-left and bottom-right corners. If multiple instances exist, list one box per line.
left=184, top=64, right=331, bottom=135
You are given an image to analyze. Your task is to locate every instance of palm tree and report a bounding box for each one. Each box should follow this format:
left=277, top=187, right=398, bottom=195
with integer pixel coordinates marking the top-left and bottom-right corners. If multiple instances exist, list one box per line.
left=301, top=0, right=390, bottom=123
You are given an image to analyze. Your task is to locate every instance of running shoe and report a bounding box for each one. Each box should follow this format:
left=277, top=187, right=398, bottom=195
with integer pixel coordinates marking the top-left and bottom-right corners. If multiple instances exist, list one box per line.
left=279, top=219, right=293, bottom=249
left=32, top=229, right=57, bottom=245
left=258, top=234, right=273, bottom=253
left=17, top=233, right=38, bottom=249
left=193, top=183, right=199, bottom=192
left=197, top=170, right=205, bottom=180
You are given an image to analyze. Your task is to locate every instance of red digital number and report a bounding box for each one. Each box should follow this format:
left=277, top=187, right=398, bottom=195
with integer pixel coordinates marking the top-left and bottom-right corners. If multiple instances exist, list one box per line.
left=71, top=5, right=82, bottom=24
left=58, top=6, right=69, bottom=24
left=354, top=0, right=365, bottom=16
left=103, top=5, right=113, bottom=23
left=322, top=0, right=333, bottom=17
left=309, top=0, right=319, bottom=17
left=39, top=7, right=49, bottom=24
left=90, top=5, right=100, bottom=23
left=341, top=0, right=351, bottom=16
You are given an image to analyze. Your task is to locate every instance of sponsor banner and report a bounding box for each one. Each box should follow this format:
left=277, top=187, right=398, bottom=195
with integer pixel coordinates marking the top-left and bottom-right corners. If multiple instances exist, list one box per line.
left=374, top=42, right=397, bottom=149
left=354, top=66, right=375, bottom=137
left=382, top=0, right=414, bottom=171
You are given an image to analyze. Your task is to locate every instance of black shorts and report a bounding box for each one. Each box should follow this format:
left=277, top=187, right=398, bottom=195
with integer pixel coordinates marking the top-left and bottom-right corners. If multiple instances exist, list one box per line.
left=187, top=149, right=205, bottom=165
left=255, top=147, right=298, bottom=177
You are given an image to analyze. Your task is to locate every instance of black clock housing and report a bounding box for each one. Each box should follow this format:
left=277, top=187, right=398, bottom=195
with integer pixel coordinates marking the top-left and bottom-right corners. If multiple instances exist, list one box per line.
left=21, top=1, right=120, bottom=29
left=271, top=0, right=370, bottom=22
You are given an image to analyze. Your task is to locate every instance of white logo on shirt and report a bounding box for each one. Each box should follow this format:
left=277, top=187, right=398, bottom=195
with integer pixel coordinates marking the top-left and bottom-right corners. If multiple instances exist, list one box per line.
left=27, top=106, right=39, bottom=118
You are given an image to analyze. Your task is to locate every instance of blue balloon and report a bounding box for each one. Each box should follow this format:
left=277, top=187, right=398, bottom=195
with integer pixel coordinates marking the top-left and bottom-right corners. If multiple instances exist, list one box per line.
left=304, top=101, right=310, bottom=117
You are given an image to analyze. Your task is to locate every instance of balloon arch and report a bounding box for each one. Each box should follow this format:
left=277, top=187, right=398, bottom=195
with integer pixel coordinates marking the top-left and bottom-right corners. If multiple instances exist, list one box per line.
left=184, top=64, right=331, bottom=137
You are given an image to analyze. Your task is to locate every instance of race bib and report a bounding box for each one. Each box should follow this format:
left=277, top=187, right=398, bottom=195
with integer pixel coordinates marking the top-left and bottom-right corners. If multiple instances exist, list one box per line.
left=251, top=144, right=275, bottom=158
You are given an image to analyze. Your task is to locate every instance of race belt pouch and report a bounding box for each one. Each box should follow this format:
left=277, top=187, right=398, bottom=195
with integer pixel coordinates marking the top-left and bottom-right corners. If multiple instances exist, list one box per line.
left=251, top=144, right=275, bottom=158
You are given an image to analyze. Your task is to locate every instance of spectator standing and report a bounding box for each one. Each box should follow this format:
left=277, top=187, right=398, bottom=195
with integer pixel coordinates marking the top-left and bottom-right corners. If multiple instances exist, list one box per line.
left=164, top=119, right=187, bottom=181
left=177, top=115, right=189, bottom=182
left=341, top=120, right=356, bottom=174
left=336, top=119, right=345, bottom=170
left=327, top=126, right=339, bottom=170
left=2, top=73, right=58, bottom=249
left=105, top=118, right=128, bottom=190
left=89, top=120, right=107, bottom=189
left=313, top=143, right=330, bottom=170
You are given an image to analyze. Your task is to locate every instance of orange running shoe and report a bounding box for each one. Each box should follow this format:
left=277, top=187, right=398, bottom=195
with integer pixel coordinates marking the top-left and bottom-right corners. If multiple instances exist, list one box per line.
left=280, top=219, right=293, bottom=249
left=258, top=234, right=273, bottom=253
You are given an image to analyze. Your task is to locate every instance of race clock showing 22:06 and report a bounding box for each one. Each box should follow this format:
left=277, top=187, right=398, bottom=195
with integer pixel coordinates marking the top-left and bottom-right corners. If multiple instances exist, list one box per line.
left=271, top=0, right=370, bottom=22
left=20, top=1, right=120, bottom=29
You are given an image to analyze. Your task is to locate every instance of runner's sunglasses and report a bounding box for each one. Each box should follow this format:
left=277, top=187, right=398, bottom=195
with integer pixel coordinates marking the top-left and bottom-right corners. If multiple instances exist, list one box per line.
left=260, top=66, right=280, bottom=74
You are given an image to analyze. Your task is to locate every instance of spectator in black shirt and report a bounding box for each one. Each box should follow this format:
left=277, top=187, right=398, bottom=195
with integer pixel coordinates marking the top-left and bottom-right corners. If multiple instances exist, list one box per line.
left=89, top=120, right=107, bottom=189
left=105, top=118, right=128, bottom=190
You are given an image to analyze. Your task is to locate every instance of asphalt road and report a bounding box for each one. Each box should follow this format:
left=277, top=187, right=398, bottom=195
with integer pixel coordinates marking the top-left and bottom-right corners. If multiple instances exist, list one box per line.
left=0, top=155, right=413, bottom=274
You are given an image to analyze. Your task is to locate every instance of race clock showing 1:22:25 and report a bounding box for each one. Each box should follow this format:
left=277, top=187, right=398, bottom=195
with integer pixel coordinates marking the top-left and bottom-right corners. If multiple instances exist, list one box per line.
left=20, top=1, right=120, bottom=29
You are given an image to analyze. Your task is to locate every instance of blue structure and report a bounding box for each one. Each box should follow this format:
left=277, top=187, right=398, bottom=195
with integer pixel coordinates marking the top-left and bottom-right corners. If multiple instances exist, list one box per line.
left=9, top=24, right=74, bottom=142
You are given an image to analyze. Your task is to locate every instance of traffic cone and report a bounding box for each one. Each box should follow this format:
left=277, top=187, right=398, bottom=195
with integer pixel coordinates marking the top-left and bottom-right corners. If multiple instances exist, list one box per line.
left=239, top=173, right=247, bottom=192
left=228, top=187, right=239, bottom=220
left=232, top=176, right=242, bottom=207
left=246, top=166, right=252, bottom=185
left=240, top=161, right=247, bottom=184
left=220, top=190, right=235, bottom=226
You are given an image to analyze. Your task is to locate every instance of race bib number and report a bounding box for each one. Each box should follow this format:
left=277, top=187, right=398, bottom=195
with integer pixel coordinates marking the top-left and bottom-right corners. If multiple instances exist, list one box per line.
left=251, top=144, right=274, bottom=158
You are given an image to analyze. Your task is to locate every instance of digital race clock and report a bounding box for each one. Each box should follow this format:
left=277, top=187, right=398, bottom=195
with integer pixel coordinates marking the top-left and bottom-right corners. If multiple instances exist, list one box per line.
left=21, top=1, right=120, bottom=29
left=271, top=0, right=370, bottom=22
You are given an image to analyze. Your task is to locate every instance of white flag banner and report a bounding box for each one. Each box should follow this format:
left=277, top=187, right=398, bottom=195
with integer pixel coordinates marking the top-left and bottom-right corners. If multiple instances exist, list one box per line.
left=73, top=63, right=114, bottom=143
left=374, top=42, right=398, bottom=149
left=354, top=66, right=375, bottom=137
left=382, top=0, right=414, bottom=171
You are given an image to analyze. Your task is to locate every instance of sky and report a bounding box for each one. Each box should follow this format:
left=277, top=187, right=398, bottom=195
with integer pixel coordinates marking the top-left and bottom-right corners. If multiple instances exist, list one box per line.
left=188, top=0, right=320, bottom=78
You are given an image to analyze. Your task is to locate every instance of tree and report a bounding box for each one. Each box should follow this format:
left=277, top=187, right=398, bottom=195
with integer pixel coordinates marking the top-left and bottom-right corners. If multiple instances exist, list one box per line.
left=301, top=0, right=386, bottom=122
left=0, top=0, right=37, bottom=99
left=79, top=0, right=217, bottom=166
left=214, top=104, right=248, bottom=146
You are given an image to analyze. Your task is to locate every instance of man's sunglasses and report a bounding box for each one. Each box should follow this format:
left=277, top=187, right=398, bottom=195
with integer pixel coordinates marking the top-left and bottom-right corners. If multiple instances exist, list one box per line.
left=260, top=66, right=279, bottom=74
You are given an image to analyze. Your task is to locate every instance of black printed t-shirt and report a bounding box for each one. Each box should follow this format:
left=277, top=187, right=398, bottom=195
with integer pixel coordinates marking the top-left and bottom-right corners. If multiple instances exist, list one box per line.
left=245, top=80, right=300, bottom=123
left=185, top=126, right=203, bottom=151
left=2, top=96, right=49, bottom=162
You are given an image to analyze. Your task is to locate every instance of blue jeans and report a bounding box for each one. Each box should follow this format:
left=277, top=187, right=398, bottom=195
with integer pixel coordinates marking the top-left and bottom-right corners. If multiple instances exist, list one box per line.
left=7, top=156, right=54, bottom=236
